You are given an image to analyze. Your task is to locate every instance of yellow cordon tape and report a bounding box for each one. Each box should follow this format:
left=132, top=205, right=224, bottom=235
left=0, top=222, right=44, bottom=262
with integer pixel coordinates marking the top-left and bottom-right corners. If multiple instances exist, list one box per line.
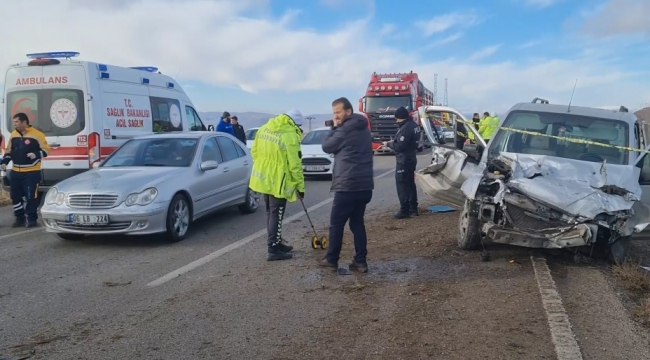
left=425, top=116, right=649, bottom=155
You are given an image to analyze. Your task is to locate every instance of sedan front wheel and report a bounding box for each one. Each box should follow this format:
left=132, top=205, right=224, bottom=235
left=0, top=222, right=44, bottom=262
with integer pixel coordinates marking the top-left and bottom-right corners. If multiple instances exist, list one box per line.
left=165, top=193, right=191, bottom=243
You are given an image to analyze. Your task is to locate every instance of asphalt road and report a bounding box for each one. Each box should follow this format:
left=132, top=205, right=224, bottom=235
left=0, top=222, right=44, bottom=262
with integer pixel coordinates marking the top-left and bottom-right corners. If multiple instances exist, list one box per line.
left=1, top=150, right=649, bottom=360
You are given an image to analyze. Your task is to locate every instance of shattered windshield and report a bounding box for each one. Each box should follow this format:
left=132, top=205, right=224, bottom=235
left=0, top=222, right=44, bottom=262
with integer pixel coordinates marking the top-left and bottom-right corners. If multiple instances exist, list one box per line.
left=489, top=110, right=629, bottom=165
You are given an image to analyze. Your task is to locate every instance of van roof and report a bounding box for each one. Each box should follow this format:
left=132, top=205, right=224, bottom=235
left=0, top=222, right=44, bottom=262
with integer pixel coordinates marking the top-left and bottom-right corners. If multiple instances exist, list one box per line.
left=509, top=102, right=638, bottom=123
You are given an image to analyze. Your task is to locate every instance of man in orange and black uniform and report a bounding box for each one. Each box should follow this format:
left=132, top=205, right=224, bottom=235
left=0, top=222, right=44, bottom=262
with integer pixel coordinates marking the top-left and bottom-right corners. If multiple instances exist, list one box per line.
left=1, top=113, right=51, bottom=227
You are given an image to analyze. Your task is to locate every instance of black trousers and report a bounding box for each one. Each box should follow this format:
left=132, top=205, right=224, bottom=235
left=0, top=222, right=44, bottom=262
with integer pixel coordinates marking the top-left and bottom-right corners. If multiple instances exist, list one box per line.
left=326, top=190, right=373, bottom=264
left=10, top=170, right=41, bottom=222
left=264, top=194, right=288, bottom=248
left=395, top=162, right=418, bottom=214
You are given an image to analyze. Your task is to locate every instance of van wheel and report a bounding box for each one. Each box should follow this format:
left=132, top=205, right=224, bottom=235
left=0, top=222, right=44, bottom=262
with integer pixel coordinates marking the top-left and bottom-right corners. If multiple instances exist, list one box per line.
left=458, top=199, right=482, bottom=250
left=238, top=188, right=260, bottom=214
left=57, top=233, right=85, bottom=241
left=165, top=193, right=191, bottom=243
left=607, top=236, right=631, bottom=265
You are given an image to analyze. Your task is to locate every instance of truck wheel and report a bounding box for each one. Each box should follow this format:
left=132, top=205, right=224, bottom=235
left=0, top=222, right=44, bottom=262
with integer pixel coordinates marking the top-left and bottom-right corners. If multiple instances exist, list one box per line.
left=57, top=233, right=85, bottom=241
left=607, top=236, right=631, bottom=265
left=458, top=199, right=482, bottom=250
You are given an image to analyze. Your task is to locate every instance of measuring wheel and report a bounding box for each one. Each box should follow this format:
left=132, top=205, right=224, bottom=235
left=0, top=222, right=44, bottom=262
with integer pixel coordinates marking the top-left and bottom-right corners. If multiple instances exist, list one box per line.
left=320, top=236, right=328, bottom=249
left=311, top=235, right=321, bottom=249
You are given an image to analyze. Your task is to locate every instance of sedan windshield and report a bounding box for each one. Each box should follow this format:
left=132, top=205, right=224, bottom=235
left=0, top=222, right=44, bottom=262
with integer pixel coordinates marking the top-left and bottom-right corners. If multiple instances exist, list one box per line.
left=102, top=138, right=198, bottom=167
left=489, top=110, right=629, bottom=165
left=301, top=130, right=330, bottom=145
left=245, top=128, right=258, bottom=140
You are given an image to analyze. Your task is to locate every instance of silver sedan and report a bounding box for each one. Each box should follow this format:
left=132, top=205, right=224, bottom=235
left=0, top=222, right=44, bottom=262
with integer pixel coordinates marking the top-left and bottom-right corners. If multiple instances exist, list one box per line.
left=40, top=132, right=260, bottom=242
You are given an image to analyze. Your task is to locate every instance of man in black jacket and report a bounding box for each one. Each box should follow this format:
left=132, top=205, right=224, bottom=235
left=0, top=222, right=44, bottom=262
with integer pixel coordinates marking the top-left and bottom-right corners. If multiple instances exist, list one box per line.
left=319, top=97, right=374, bottom=273
left=383, top=106, right=420, bottom=219
left=231, top=116, right=246, bottom=144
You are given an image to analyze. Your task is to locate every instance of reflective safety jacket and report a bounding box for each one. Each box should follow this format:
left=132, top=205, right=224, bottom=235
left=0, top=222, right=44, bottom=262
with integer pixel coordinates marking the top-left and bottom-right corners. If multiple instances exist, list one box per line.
left=1, top=126, right=51, bottom=172
left=478, top=116, right=499, bottom=140
left=249, top=114, right=305, bottom=202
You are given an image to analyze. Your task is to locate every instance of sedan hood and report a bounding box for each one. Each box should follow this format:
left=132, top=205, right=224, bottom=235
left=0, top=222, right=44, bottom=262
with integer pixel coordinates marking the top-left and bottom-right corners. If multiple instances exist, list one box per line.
left=54, top=167, right=184, bottom=194
left=301, top=144, right=328, bottom=156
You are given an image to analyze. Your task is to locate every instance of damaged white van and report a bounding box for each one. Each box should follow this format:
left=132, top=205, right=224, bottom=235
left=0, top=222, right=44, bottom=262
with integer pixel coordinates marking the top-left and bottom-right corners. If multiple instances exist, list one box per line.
left=415, top=100, right=650, bottom=264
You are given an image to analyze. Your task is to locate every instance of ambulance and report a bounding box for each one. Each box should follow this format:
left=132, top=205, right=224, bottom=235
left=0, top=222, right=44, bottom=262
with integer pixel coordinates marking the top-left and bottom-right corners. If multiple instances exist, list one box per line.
left=1, top=51, right=207, bottom=192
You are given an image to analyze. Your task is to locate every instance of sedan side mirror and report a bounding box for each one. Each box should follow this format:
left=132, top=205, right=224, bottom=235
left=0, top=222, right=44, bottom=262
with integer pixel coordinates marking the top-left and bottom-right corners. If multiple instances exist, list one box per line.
left=200, top=160, right=219, bottom=171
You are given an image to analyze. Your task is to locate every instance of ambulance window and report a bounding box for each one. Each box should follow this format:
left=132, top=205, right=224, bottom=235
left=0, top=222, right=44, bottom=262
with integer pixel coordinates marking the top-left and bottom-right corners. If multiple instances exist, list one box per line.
left=185, top=106, right=206, bottom=131
left=150, top=97, right=182, bottom=132
left=6, top=89, right=85, bottom=136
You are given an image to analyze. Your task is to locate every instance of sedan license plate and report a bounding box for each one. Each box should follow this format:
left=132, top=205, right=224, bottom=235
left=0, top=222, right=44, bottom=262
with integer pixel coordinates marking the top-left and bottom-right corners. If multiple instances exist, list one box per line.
left=68, top=214, right=109, bottom=225
left=305, top=165, right=326, bottom=171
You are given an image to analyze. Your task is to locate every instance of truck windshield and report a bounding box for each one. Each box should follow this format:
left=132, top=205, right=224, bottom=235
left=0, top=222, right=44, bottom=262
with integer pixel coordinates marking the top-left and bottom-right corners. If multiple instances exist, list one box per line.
left=6, top=89, right=86, bottom=136
left=365, top=96, right=411, bottom=114
left=489, top=110, right=629, bottom=165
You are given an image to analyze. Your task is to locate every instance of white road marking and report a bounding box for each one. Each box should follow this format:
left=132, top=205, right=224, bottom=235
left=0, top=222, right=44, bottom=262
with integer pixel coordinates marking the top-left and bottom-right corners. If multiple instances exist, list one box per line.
left=530, top=256, right=583, bottom=360
left=0, top=228, right=43, bottom=241
left=147, top=168, right=396, bottom=287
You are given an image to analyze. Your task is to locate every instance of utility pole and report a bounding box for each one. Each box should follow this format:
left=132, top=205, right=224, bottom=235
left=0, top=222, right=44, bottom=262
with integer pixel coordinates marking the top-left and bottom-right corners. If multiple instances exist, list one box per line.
left=443, top=78, right=448, bottom=107
left=305, top=116, right=315, bottom=132
left=433, top=74, right=438, bottom=105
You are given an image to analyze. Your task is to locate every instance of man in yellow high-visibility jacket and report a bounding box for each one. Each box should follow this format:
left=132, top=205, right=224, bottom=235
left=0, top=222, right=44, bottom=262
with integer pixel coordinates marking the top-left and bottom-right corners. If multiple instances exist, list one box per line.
left=478, top=111, right=499, bottom=142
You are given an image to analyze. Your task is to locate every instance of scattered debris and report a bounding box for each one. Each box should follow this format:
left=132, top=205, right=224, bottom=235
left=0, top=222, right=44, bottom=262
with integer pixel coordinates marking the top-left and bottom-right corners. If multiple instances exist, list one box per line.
left=427, top=205, right=456, bottom=213
left=103, top=281, right=132, bottom=287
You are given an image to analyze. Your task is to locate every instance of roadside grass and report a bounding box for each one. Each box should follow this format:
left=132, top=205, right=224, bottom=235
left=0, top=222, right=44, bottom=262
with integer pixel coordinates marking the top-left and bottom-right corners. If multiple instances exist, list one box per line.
left=612, top=259, right=650, bottom=325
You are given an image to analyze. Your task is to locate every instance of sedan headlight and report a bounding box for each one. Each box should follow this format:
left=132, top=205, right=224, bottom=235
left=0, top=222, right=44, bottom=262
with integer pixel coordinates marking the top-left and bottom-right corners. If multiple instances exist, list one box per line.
left=44, top=187, right=65, bottom=205
left=124, top=188, right=158, bottom=206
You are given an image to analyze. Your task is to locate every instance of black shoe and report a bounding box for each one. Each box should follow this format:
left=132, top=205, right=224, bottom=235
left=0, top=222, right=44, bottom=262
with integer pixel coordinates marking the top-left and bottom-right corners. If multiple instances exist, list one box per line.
left=350, top=261, right=368, bottom=273
left=278, top=239, right=293, bottom=252
left=26, top=221, right=38, bottom=228
left=317, top=257, right=337, bottom=269
left=410, top=209, right=419, bottom=216
left=393, top=212, right=410, bottom=219
left=267, top=246, right=293, bottom=261
left=12, top=220, right=25, bottom=228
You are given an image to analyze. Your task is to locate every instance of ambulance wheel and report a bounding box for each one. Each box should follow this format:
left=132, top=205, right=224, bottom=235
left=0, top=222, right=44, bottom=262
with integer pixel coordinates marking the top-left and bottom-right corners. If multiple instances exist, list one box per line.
left=311, top=236, right=320, bottom=249
left=607, top=236, right=631, bottom=265
left=458, top=199, right=481, bottom=250
left=57, top=233, right=85, bottom=241
left=164, top=193, right=191, bottom=243
left=320, top=236, right=328, bottom=249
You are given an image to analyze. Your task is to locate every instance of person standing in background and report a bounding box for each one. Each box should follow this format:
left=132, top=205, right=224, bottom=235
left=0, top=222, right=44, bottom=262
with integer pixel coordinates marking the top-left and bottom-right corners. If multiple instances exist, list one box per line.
left=383, top=106, right=419, bottom=219
left=231, top=116, right=246, bottom=144
left=319, top=97, right=374, bottom=273
left=1, top=113, right=51, bottom=228
left=216, top=111, right=235, bottom=137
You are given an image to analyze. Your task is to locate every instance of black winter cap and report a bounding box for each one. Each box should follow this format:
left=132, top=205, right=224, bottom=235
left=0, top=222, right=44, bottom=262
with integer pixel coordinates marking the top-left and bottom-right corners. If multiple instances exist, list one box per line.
left=222, top=111, right=231, bottom=118
left=394, top=107, right=409, bottom=120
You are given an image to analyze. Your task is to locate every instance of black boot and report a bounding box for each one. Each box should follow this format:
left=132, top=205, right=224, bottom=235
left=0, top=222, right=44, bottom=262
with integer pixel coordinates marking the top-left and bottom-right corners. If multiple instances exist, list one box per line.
left=350, top=261, right=368, bottom=273
left=393, top=211, right=410, bottom=219
left=267, top=245, right=293, bottom=261
left=409, top=209, right=419, bottom=216
left=278, top=238, right=293, bottom=252
left=12, top=217, right=25, bottom=228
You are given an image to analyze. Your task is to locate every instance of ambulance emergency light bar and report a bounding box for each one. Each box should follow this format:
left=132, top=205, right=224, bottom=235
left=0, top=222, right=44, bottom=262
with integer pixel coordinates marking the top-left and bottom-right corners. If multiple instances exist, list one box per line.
left=130, top=67, right=159, bottom=73
left=26, top=52, right=80, bottom=59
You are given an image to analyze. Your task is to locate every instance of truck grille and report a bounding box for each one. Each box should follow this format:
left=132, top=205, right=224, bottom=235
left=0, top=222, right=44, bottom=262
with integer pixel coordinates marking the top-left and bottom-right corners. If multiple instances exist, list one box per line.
left=67, top=194, right=119, bottom=209
left=505, top=205, right=566, bottom=230
left=302, top=158, right=331, bottom=165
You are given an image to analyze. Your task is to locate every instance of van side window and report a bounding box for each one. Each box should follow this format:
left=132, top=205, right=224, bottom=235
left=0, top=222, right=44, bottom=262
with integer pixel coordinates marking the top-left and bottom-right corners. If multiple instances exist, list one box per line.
left=150, top=97, right=182, bottom=133
left=185, top=106, right=206, bottom=131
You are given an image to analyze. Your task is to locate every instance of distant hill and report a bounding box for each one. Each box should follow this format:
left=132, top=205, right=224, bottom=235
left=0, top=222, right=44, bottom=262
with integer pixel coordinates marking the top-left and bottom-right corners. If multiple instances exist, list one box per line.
left=198, top=111, right=332, bottom=130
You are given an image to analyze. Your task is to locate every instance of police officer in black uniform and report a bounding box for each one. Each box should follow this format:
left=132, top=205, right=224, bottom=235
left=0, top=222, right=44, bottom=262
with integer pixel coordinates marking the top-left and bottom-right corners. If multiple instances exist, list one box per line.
left=383, top=106, right=420, bottom=219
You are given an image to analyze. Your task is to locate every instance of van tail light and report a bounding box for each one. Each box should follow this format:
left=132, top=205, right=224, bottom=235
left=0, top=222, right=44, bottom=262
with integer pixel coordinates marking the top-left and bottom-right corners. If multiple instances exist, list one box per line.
left=88, top=132, right=100, bottom=167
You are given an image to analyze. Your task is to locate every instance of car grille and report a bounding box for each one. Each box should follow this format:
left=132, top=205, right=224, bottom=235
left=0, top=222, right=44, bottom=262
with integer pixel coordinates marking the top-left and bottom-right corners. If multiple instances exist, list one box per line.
left=55, top=221, right=131, bottom=231
left=67, top=194, right=119, bottom=209
left=505, top=205, right=566, bottom=230
left=302, top=158, right=331, bottom=165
